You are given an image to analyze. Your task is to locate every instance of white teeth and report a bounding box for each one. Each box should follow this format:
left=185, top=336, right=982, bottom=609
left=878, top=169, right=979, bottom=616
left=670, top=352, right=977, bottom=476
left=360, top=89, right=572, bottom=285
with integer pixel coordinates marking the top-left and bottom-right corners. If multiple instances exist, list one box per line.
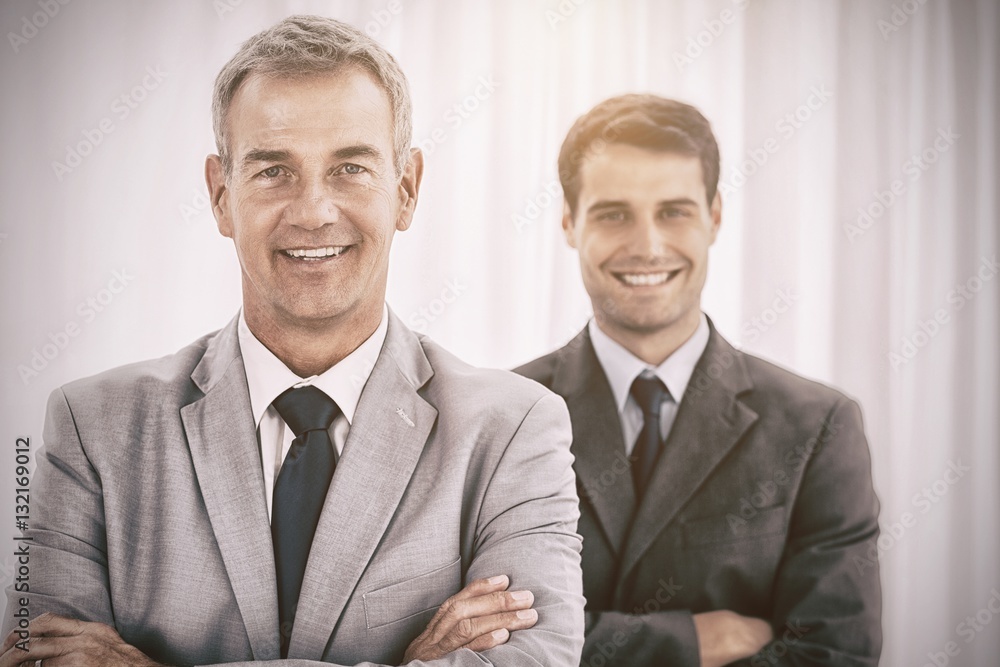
left=619, top=272, right=672, bottom=286
left=284, top=246, right=347, bottom=259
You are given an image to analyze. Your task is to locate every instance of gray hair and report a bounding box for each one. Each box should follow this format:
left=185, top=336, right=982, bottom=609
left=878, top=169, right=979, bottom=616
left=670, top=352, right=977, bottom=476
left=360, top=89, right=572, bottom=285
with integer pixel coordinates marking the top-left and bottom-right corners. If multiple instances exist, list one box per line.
left=212, top=15, right=412, bottom=177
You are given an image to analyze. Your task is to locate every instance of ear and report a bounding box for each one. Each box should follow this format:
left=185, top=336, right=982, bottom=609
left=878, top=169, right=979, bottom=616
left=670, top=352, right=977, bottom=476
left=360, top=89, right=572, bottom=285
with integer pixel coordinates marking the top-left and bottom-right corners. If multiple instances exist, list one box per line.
left=205, top=154, right=232, bottom=238
left=708, top=190, right=722, bottom=244
left=561, top=201, right=578, bottom=249
left=396, top=147, right=424, bottom=232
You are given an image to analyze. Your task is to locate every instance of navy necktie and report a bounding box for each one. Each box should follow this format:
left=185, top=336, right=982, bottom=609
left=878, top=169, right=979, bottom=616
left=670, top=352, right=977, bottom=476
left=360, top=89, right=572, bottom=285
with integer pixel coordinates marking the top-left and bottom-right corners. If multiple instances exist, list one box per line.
left=629, top=375, right=670, bottom=500
left=271, top=385, right=339, bottom=657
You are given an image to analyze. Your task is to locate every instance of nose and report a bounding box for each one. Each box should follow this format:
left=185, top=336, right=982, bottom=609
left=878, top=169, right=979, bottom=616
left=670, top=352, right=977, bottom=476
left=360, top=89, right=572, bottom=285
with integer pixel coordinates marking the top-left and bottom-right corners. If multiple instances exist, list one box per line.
left=628, top=213, right=666, bottom=257
left=284, top=176, right=340, bottom=230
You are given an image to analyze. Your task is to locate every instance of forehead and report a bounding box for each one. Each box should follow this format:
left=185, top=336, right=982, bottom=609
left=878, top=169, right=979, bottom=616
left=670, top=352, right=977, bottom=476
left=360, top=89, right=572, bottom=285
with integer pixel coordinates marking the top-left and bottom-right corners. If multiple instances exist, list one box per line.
left=226, top=67, right=393, bottom=155
left=577, top=143, right=706, bottom=204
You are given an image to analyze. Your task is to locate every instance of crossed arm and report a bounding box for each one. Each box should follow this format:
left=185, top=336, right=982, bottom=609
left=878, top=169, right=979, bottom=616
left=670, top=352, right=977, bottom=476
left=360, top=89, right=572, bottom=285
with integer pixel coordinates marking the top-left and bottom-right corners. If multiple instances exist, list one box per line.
left=580, top=398, right=882, bottom=667
left=2, top=390, right=584, bottom=666
left=1, top=577, right=536, bottom=667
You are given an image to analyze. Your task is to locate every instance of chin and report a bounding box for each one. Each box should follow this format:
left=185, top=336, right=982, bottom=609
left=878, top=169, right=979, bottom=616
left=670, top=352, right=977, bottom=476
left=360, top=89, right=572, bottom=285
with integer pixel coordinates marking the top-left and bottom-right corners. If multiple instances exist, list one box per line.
left=279, top=301, right=350, bottom=325
left=607, top=302, right=691, bottom=335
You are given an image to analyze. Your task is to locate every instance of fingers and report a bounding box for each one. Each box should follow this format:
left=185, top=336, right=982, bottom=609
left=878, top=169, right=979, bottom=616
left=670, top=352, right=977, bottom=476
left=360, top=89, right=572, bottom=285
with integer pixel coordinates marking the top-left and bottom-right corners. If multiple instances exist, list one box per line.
left=0, top=634, right=73, bottom=667
left=447, top=575, right=509, bottom=603
left=430, top=590, right=537, bottom=653
left=0, top=615, right=127, bottom=667
left=744, top=616, right=774, bottom=651
left=2, top=612, right=79, bottom=654
left=458, top=607, right=540, bottom=652
left=463, top=627, right=510, bottom=652
left=423, top=575, right=512, bottom=633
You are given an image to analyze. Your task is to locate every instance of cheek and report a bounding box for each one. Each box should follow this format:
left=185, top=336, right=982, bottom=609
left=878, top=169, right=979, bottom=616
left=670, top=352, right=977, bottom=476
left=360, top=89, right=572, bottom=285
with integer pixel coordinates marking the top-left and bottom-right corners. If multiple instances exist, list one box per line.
left=580, top=234, right=618, bottom=273
left=675, top=228, right=712, bottom=261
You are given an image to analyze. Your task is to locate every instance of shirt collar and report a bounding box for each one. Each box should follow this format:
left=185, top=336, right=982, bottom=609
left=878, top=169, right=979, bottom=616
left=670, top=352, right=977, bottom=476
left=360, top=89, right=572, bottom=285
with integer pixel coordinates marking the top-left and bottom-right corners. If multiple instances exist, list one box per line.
left=589, top=312, right=710, bottom=414
left=237, top=304, right=389, bottom=427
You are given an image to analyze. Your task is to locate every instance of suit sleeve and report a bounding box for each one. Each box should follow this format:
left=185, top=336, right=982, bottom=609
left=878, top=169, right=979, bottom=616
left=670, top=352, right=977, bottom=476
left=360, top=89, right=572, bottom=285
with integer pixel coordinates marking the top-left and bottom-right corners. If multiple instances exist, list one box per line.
left=3, top=388, right=116, bottom=635
left=463, top=391, right=586, bottom=665
left=746, top=397, right=882, bottom=666
left=197, top=392, right=586, bottom=667
left=581, top=609, right=699, bottom=666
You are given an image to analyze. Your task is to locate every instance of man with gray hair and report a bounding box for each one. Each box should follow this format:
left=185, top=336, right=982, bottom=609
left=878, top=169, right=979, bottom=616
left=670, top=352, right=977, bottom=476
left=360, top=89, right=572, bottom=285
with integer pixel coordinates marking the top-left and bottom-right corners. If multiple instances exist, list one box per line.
left=1, top=15, right=584, bottom=667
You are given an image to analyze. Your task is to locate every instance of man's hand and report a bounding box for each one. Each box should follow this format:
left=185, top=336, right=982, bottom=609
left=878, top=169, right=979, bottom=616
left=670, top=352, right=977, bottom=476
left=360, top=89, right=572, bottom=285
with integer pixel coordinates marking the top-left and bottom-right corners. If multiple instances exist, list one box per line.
left=0, top=612, right=166, bottom=667
left=693, top=609, right=773, bottom=667
left=403, top=575, right=538, bottom=662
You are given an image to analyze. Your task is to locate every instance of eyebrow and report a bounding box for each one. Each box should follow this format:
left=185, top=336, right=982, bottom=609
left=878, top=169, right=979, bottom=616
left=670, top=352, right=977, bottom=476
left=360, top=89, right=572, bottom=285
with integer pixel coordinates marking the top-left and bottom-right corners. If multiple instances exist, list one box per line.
left=333, top=144, right=385, bottom=163
left=587, top=198, right=700, bottom=214
left=241, top=149, right=292, bottom=169
left=239, top=144, right=386, bottom=169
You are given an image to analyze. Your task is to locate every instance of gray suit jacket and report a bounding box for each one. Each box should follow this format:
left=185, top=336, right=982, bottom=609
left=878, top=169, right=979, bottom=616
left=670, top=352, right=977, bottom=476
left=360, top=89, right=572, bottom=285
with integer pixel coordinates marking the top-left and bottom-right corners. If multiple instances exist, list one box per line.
left=4, top=310, right=585, bottom=666
left=516, top=321, right=881, bottom=666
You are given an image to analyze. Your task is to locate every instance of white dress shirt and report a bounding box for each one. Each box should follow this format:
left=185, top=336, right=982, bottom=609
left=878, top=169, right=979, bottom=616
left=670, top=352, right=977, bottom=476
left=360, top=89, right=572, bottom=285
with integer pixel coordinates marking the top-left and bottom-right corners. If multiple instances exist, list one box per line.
left=237, top=304, right=388, bottom=521
left=589, top=313, right=710, bottom=456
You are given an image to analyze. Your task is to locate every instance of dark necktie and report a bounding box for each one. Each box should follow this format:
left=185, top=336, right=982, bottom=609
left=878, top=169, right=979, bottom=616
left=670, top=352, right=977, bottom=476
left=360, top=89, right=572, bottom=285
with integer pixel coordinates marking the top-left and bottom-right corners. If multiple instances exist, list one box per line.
left=629, top=374, right=670, bottom=500
left=271, top=385, right=339, bottom=657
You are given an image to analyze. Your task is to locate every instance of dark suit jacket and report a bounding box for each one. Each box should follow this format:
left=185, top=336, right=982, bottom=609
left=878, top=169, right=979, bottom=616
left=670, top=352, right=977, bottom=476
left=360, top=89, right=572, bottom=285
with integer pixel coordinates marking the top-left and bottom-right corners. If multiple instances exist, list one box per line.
left=516, top=321, right=881, bottom=666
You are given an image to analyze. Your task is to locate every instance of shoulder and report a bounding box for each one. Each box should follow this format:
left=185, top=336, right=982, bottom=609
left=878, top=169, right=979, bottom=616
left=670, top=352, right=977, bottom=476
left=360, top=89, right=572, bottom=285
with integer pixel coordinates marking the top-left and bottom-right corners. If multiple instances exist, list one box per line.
left=512, top=348, right=562, bottom=389
left=512, top=328, right=590, bottom=390
left=732, top=345, right=865, bottom=435
left=418, top=336, right=566, bottom=423
left=57, top=328, right=220, bottom=414
left=741, top=348, right=855, bottom=405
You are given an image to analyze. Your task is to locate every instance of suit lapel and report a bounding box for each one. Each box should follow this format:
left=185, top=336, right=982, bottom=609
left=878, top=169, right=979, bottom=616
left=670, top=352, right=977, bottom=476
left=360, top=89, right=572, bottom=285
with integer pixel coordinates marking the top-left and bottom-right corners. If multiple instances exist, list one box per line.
left=552, top=329, right=637, bottom=554
left=290, top=309, right=437, bottom=659
left=181, top=316, right=280, bottom=660
left=617, top=325, right=758, bottom=588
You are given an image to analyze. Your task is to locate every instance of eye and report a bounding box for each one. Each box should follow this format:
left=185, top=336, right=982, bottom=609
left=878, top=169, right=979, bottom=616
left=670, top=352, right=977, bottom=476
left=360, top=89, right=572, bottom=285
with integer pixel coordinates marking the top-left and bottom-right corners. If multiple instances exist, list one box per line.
left=597, top=210, right=627, bottom=223
left=662, top=206, right=692, bottom=219
left=259, top=165, right=285, bottom=179
left=341, top=163, right=367, bottom=175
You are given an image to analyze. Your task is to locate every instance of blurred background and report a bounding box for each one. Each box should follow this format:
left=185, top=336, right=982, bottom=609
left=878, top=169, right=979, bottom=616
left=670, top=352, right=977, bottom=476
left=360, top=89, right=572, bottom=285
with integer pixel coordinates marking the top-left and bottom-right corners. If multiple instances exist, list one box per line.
left=1, top=0, right=997, bottom=664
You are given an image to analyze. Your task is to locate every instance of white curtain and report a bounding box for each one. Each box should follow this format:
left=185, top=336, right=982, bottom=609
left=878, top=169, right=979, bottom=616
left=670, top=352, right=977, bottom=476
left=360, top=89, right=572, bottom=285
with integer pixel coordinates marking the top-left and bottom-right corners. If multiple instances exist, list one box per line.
left=1, top=1, right=996, bottom=664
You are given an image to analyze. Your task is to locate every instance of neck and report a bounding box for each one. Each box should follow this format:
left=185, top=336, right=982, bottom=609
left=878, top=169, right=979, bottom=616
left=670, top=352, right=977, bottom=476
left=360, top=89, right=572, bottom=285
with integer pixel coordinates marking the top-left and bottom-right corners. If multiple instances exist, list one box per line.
left=596, top=309, right=702, bottom=367
left=244, top=302, right=382, bottom=378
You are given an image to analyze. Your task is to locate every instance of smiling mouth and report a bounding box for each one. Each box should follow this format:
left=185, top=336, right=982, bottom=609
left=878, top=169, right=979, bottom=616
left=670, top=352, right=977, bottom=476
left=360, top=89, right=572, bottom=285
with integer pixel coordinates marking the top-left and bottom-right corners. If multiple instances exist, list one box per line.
left=613, top=269, right=682, bottom=287
left=281, top=245, right=351, bottom=261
